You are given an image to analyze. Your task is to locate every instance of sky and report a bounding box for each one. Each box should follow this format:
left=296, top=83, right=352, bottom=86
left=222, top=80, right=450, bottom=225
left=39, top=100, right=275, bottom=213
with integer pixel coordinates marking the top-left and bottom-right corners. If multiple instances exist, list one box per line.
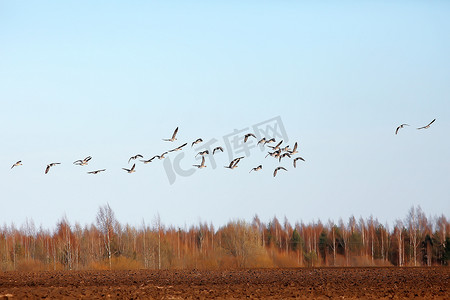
left=1, top=1, right=449, bottom=231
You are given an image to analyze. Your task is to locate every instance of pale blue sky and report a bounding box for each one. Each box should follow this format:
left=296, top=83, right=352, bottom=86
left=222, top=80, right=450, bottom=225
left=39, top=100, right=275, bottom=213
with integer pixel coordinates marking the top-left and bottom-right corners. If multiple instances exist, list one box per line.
left=1, top=1, right=449, bottom=230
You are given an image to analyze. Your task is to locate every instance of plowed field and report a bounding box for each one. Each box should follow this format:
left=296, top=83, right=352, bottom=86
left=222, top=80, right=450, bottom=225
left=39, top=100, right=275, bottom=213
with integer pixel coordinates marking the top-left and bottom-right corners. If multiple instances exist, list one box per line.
left=0, top=267, right=448, bottom=299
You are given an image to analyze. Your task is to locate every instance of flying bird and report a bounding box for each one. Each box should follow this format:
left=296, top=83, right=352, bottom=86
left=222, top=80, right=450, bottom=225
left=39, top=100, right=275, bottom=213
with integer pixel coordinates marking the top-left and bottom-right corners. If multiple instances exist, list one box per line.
left=195, top=150, right=209, bottom=157
left=395, top=124, right=409, bottom=135
left=140, top=156, right=158, bottom=164
left=225, top=157, right=244, bottom=169
left=273, top=166, right=287, bottom=177
left=264, top=138, right=276, bottom=145
left=249, top=165, right=263, bottom=173
left=128, top=154, right=143, bottom=163
left=417, top=119, right=436, bottom=130
left=213, top=146, right=224, bottom=154
left=193, top=156, right=207, bottom=169
left=122, top=164, right=136, bottom=173
left=73, top=156, right=92, bottom=166
left=191, top=138, right=203, bottom=147
left=163, top=127, right=179, bottom=142
left=265, top=150, right=281, bottom=158
left=293, top=157, right=305, bottom=168
left=87, top=169, right=106, bottom=174
left=268, top=140, right=283, bottom=151
left=11, top=161, right=22, bottom=169
left=290, top=142, right=298, bottom=154
left=244, top=133, right=256, bottom=143
left=279, top=152, right=291, bottom=162
left=158, top=152, right=168, bottom=160
left=281, top=145, right=291, bottom=152
left=45, top=163, right=61, bottom=174
left=169, top=143, right=187, bottom=152
left=257, top=138, right=266, bottom=145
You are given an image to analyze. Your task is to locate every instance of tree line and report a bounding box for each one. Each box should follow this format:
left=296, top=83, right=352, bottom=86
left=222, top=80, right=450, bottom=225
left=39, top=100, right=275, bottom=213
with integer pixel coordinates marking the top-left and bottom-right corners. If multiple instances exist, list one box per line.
left=0, top=205, right=448, bottom=271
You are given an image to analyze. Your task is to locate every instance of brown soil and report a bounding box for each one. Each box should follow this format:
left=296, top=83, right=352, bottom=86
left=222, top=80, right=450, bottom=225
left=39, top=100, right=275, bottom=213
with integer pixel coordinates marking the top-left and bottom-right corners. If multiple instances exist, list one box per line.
left=0, top=267, right=448, bottom=299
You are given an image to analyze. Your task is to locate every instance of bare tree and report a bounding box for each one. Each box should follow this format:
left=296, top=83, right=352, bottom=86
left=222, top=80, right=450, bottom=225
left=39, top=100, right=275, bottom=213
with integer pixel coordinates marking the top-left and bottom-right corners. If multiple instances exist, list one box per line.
left=96, top=203, right=117, bottom=269
left=395, top=220, right=404, bottom=266
left=220, top=220, right=262, bottom=268
left=327, top=220, right=337, bottom=266
left=153, top=213, right=162, bottom=270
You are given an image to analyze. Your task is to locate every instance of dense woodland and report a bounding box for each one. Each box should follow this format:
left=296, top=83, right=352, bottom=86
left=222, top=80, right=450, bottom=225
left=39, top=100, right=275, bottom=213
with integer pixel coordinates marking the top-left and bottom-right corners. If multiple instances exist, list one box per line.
left=0, top=205, right=448, bottom=271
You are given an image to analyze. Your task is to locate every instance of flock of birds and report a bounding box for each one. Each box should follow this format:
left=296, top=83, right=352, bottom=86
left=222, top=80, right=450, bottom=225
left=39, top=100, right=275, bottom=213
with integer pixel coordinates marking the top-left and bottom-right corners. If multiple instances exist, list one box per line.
left=9, top=119, right=437, bottom=177
left=395, top=118, right=436, bottom=134
left=9, top=127, right=305, bottom=178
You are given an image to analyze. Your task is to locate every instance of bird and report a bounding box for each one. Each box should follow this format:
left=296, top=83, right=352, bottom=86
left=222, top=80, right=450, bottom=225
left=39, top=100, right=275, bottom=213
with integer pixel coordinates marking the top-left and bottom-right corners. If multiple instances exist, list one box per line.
left=11, top=161, right=22, bottom=169
left=193, top=156, right=207, bottom=169
left=195, top=150, right=209, bottom=157
left=264, top=138, right=276, bottom=145
left=158, top=152, right=168, bottom=160
left=290, top=142, right=298, bottom=154
left=281, top=145, right=291, bottom=152
left=122, top=164, right=136, bottom=173
left=224, top=157, right=244, bottom=169
left=273, top=166, right=287, bottom=177
left=244, top=133, right=256, bottom=143
left=45, top=163, right=61, bottom=174
left=169, top=143, right=187, bottom=152
left=249, top=165, right=262, bottom=173
left=163, top=127, right=179, bottom=142
left=395, top=124, right=409, bottom=134
left=279, top=152, right=291, bottom=162
left=265, top=150, right=281, bottom=159
left=293, top=157, right=305, bottom=168
left=191, top=138, right=203, bottom=147
left=73, top=156, right=92, bottom=166
left=268, top=140, right=283, bottom=150
left=140, top=156, right=158, bottom=164
left=213, top=146, right=224, bottom=154
left=128, top=154, right=143, bottom=164
left=87, top=169, right=106, bottom=174
left=417, top=119, right=436, bottom=130
left=257, top=138, right=266, bottom=145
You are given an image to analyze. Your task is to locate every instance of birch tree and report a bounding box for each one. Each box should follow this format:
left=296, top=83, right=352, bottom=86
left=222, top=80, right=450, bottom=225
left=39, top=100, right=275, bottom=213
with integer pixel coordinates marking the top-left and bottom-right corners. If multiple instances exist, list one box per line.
left=96, top=203, right=117, bottom=269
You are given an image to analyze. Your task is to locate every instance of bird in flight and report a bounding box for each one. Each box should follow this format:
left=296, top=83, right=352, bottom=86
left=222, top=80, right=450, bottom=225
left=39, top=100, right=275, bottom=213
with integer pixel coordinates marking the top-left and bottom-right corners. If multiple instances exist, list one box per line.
left=293, top=157, right=305, bottom=168
left=191, top=138, right=203, bottom=147
left=128, top=154, right=143, bottom=164
left=249, top=165, right=262, bottom=173
left=11, top=161, right=22, bottom=169
left=268, top=140, right=283, bottom=151
left=279, top=152, right=291, bottom=162
left=140, top=156, right=158, bottom=164
left=45, top=163, right=61, bottom=174
left=281, top=145, right=291, bottom=152
left=264, top=138, right=276, bottom=145
left=169, top=143, right=187, bottom=152
left=417, top=119, right=436, bottom=130
left=195, top=150, right=209, bottom=157
left=244, top=133, right=256, bottom=143
left=290, top=142, right=298, bottom=154
left=193, top=156, right=207, bottom=169
left=273, top=166, right=287, bottom=177
left=224, top=157, right=244, bottom=169
left=266, top=150, right=281, bottom=159
left=257, top=138, right=266, bottom=145
left=213, top=146, right=224, bottom=154
left=158, top=152, right=169, bottom=160
left=73, top=156, right=92, bottom=166
left=87, top=169, right=106, bottom=174
left=395, top=124, right=409, bottom=135
left=122, top=164, right=136, bottom=173
left=163, top=127, right=179, bottom=142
